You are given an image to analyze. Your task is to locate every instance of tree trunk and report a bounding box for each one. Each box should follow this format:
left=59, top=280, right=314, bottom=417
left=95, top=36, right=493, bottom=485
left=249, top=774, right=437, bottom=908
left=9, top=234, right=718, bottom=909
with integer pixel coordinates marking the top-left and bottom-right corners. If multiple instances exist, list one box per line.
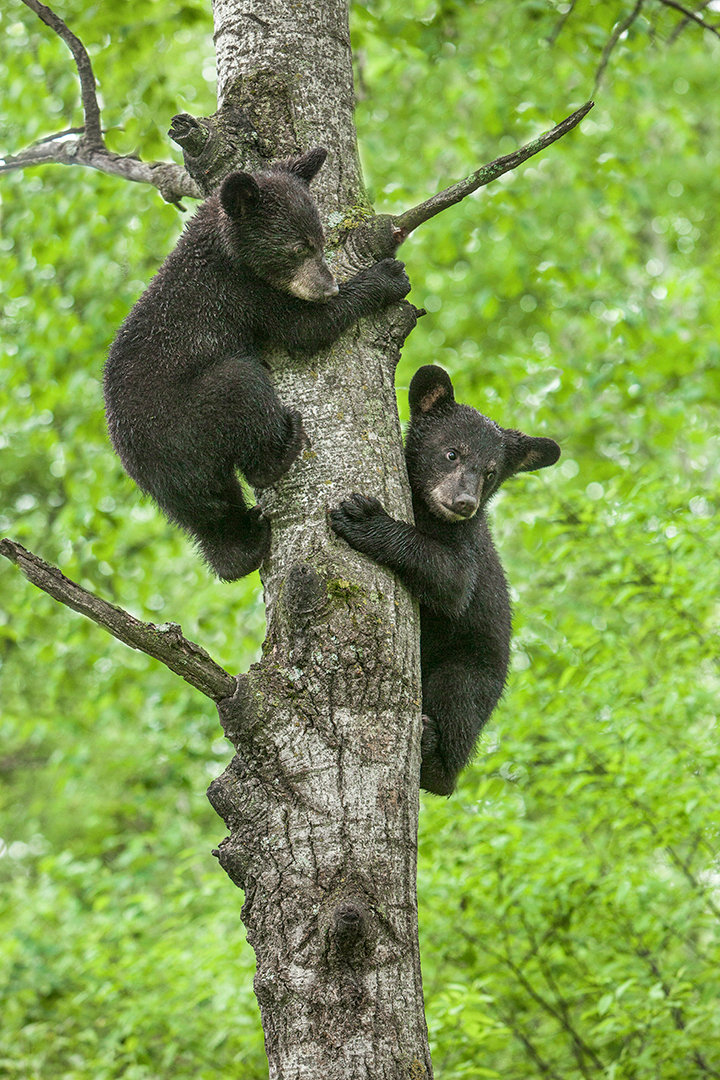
left=200, top=1, right=432, bottom=1076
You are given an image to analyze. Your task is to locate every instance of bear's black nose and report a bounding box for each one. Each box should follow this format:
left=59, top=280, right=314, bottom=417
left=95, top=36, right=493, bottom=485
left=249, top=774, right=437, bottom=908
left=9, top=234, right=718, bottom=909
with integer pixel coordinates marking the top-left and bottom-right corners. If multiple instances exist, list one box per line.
left=451, top=495, right=478, bottom=518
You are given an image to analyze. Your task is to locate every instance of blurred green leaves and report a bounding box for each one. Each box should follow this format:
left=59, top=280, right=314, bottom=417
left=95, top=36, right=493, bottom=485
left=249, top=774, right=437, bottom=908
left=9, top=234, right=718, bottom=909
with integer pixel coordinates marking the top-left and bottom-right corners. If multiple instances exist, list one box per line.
left=2, top=0, right=719, bottom=1076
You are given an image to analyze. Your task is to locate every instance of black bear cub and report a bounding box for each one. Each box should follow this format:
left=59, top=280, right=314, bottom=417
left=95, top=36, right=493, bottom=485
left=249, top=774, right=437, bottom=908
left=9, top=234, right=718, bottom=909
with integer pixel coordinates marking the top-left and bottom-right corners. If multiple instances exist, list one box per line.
left=330, top=365, right=560, bottom=796
left=104, top=147, right=410, bottom=580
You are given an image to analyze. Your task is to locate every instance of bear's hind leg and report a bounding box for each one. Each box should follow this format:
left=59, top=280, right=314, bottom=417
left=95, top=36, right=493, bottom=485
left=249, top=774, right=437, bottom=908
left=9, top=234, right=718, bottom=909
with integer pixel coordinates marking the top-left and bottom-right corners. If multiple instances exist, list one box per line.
left=192, top=356, right=306, bottom=491
left=186, top=478, right=270, bottom=581
left=420, top=658, right=505, bottom=796
left=244, top=407, right=306, bottom=490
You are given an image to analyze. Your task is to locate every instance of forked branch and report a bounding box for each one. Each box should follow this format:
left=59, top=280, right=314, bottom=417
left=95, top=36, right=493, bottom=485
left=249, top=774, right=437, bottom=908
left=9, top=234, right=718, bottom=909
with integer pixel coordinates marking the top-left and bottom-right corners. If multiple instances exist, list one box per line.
left=0, top=140, right=201, bottom=204
left=391, top=101, right=594, bottom=241
left=1, top=0, right=201, bottom=204
left=668, top=0, right=713, bottom=41
left=0, top=539, right=236, bottom=701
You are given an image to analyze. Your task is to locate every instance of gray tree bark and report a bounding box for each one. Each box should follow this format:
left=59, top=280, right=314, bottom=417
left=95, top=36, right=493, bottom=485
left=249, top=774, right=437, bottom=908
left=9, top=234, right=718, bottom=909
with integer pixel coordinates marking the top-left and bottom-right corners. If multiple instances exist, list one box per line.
left=192, top=1, right=432, bottom=1077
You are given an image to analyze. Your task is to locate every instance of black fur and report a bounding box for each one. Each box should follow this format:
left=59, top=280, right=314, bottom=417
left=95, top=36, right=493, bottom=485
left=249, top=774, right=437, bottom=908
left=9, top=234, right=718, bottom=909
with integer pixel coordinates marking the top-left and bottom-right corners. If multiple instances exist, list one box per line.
left=330, top=364, right=560, bottom=796
left=104, top=147, right=410, bottom=580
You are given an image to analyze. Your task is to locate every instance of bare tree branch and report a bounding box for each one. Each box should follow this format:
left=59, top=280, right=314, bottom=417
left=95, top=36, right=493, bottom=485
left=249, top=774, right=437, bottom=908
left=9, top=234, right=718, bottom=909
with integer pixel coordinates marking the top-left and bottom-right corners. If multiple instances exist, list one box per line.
left=21, top=0, right=103, bottom=148
left=34, top=126, right=86, bottom=145
left=0, top=539, right=236, bottom=701
left=391, top=101, right=594, bottom=242
left=3, top=0, right=202, bottom=204
left=593, top=1, right=645, bottom=94
left=0, top=137, right=201, bottom=204
left=657, top=0, right=720, bottom=38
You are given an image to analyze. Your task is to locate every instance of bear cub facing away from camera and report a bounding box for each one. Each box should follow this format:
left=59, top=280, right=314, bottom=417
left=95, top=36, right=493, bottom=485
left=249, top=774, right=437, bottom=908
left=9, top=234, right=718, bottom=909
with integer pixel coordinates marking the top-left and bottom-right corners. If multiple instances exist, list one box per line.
left=330, top=365, right=560, bottom=796
left=104, top=147, right=410, bottom=580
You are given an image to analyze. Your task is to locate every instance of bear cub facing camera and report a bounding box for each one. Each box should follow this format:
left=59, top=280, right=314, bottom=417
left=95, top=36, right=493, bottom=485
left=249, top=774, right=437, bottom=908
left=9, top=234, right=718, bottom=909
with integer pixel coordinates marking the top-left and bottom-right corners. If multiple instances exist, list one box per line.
left=330, top=365, right=560, bottom=796
left=104, top=147, right=410, bottom=581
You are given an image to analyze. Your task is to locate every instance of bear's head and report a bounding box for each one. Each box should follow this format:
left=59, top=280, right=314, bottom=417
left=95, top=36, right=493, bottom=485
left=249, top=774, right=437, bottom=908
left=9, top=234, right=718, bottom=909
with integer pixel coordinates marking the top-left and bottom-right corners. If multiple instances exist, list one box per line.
left=406, top=365, right=560, bottom=522
left=218, top=147, right=339, bottom=302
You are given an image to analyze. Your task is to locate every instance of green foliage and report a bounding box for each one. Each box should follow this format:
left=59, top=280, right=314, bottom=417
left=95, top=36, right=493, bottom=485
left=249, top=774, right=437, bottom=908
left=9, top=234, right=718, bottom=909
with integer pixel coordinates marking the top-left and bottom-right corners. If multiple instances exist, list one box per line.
left=1, top=0, right=719, bottom=1076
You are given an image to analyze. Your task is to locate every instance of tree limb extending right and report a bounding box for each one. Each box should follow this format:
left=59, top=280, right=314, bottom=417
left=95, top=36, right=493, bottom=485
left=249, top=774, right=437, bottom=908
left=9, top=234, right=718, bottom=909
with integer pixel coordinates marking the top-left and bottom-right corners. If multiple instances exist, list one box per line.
left=391, top=101, right=594, bottom=242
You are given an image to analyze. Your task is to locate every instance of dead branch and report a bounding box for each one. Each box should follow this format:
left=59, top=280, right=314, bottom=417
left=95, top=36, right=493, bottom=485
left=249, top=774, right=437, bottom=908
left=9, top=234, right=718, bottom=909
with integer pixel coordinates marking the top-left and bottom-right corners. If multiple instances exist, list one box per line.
left=0, top=539, right=236, bottom=701
left=391, top=101, right=594, bottom=242
left=0, top=137, right=201, bottom=203
left=3, top=0, right=201, bottom=204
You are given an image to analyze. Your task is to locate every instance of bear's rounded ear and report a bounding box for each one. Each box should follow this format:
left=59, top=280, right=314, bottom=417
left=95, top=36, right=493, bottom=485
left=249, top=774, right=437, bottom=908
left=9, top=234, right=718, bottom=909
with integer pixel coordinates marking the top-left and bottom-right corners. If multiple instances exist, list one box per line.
left=505, top=433, right=561, bottom=474
left=287, top=147, right=328, bottom=185
left=220, top=172, right=260, bottom=218
left=409, top=365, right=455, bottom=417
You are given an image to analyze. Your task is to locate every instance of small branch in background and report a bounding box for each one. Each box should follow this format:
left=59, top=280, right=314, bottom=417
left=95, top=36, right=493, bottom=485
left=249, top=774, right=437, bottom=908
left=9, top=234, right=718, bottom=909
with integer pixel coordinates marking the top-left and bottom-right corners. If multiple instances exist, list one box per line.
left=657, top=0, right=720, bottom=38
left=0, top=539, right=236, bottom=701
left=593, top=1, right=645, bottom=94
left=668, top=0, right=713, bottom=42
left=547, top=0, right=578, bottom=45
left=4, top=0, right=201, bottom=205
left=391, top=101, right=594, bottom=242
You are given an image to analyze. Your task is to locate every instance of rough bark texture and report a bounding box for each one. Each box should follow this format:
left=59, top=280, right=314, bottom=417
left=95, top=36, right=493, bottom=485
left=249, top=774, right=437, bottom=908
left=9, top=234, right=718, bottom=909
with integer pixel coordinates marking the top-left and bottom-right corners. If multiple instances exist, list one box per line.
left=199, top=1, right=432, bottom=1076
left=211, top=0, right=366, bottom=215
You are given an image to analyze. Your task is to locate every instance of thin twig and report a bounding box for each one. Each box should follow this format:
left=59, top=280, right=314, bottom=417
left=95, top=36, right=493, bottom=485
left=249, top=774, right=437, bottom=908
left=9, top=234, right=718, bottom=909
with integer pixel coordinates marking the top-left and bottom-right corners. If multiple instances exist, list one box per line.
left=0, top=539, right=236, bottom=701
left=547, top=0, right=578, bottom=45
left=657, top=0, right=720, bottom=37
left=631, top=939, right=720, bottom=1076
left=468, top=927, right=604, bottom=1073
left=494, top=1008, right=565, bottom=1080
left=21, top=0, right=103, bottom=148
left=668, top=0, right=713, bottom=42
left=593, top=1, right=645, bottom=94
left=391, top=101, right=594, bottom=241
left=34, top=126, right=86, bottom=145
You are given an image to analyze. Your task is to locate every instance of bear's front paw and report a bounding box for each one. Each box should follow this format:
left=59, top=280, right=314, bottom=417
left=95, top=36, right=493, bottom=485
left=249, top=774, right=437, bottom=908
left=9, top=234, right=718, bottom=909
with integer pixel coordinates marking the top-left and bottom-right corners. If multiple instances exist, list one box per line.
left=336, top=492, right=386, bottom=521
left=373, top=258, right=411, bottom=304
left=329, top=493, right=390, bottom=551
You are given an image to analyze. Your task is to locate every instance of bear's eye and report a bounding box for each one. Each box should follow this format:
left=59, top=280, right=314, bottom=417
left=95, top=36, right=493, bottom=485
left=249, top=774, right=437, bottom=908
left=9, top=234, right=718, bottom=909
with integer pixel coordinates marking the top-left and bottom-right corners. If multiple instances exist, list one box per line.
left=445, top=449, right=458, bottom=462
left=486, top=468, right=496, bottom=483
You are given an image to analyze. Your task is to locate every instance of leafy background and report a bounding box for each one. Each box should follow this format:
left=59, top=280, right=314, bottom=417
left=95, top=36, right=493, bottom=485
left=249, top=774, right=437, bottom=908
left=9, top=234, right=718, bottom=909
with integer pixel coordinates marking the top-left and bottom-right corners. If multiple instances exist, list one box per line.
left=1, top=1, right=718, bottom=1076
